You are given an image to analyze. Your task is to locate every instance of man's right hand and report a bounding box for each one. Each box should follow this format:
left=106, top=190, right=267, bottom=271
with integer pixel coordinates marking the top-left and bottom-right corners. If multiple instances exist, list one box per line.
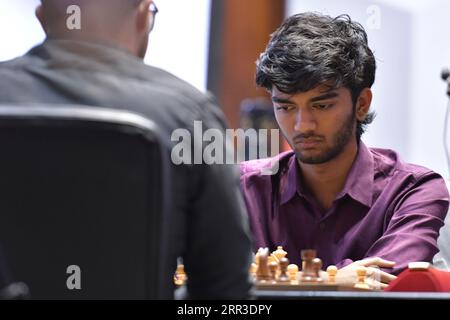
left=335, top=257, right=397, bottom=289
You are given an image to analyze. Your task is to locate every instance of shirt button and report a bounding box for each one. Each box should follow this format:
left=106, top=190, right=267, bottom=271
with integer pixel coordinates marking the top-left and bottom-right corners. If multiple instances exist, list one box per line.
left=319, top=223, right=326, bottom=230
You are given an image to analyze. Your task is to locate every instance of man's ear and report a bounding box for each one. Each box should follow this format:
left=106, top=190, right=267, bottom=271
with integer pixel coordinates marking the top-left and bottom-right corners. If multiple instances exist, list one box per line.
left=356, top=88, right=373, bottom=121
left=35, top=5, right=49, bottom=34
left=135, top=0, right=152, bottom=33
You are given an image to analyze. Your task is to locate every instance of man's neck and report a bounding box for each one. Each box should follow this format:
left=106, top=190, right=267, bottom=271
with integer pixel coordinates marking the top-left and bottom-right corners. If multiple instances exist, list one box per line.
left=298, top=140, right=359, bottom=212
left=47, top=31, right=139, bottom=58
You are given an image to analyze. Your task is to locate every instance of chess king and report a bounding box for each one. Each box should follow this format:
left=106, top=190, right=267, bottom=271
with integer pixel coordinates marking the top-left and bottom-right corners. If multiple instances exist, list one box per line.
left=240, top=12, right=450, bottom=289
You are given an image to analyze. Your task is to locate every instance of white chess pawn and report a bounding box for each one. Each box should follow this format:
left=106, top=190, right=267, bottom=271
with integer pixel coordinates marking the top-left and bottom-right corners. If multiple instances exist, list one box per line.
left=326, top=265, right=338, bottom=283
left=287, top=264, right=299, bottom=283
left=354, top=266, right=370, bottom=290
left=174, top=264, right=187, bottom=286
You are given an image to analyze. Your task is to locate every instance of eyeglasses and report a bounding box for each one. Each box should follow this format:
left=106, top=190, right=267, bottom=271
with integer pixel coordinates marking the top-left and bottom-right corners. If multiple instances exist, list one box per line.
left=149, top=2, right=158, bottom=32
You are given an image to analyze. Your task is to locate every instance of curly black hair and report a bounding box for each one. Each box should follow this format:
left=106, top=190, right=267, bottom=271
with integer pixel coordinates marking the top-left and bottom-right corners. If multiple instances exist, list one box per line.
left=256, top=12, right=376, bottom=140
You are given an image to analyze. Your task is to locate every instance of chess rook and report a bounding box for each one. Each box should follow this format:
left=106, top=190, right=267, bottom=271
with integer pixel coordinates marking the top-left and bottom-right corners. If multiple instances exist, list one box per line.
left=300, top=249, right=317, bottom=282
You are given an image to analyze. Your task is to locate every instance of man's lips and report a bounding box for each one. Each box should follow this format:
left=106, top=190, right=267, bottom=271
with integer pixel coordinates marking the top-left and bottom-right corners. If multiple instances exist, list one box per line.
left=293, top=137, right=323, bottom=149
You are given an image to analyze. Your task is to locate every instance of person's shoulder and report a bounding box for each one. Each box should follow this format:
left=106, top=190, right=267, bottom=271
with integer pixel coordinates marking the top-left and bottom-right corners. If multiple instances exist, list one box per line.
left=142, top=64, right=223, bottom=123
left=0, top=43, right=44, bottom=70
left=240, top=151, right=294, bottom=180
left=0, top=43, right=60, bottom=88
left=369, top=147, right=442, bottom=181
left=0, top=55, right=37, bottom=96
left=0, top=55, right=29, bottom=74
left=144, top=64, right=213, bottom=105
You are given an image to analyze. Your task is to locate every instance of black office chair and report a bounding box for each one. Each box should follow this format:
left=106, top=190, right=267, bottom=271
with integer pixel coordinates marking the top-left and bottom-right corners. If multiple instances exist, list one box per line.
left=0, top=105, right=169, bottom=299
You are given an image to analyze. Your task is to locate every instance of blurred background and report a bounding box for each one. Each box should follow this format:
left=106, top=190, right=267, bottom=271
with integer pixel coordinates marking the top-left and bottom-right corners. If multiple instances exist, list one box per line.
left=1, top=0, right=449, bottom=177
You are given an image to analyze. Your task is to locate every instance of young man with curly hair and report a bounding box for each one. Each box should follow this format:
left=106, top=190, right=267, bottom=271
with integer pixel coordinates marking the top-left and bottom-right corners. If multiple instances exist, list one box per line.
left=240, top=12, right=449, bottom=288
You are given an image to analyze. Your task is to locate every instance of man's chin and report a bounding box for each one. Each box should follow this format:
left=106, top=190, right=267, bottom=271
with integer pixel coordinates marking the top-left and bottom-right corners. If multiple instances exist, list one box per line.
left=295, top=150, right=332, bottom=165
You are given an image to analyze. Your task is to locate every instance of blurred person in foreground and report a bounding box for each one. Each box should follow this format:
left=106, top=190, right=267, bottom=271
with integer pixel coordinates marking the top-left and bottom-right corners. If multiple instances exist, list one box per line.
left=0, top=0, right=253, bottom=299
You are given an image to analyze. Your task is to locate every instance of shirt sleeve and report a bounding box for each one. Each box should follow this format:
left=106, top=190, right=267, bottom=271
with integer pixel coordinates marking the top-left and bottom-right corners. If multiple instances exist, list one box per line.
left=360, top=172, right=449, bottom=275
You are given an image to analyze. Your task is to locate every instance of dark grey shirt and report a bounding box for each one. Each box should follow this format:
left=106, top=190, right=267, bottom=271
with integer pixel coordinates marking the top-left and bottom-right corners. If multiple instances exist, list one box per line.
left=0, top=39, right=253, bottom=299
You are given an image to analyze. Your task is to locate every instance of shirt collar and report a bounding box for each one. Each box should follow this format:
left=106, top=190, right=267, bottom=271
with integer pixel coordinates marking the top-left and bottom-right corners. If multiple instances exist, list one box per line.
left=280, top=142, right=374, bottom=207
left=30, top=39, right=146, bottom=77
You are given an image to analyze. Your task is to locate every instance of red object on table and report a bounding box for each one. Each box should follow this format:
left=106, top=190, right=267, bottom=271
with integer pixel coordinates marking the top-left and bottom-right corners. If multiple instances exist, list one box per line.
left=385, top=263, right=450, bottom=292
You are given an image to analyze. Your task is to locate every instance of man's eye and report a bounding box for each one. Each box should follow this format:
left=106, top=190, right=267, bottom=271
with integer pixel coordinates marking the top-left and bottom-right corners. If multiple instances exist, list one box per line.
left=314, top=104, right=333, bottom=110
left=276, top=105, right=294, bottom=111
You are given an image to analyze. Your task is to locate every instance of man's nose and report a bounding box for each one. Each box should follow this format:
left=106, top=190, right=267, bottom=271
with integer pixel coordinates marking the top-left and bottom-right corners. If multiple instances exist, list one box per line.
left=294, top=107, right=316, bottom=132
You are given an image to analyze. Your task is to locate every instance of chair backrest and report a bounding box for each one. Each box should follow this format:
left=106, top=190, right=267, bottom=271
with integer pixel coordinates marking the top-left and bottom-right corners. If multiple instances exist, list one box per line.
left=0, top=105, right=168, bottom=299
left=433, top=180, right=450, bottom=271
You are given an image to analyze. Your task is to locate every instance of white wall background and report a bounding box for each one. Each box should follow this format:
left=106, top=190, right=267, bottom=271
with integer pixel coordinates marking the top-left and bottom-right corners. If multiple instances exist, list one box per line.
left=0, top=0, right=211, bottom=92
left=145, top=0, right=211, bottom=92
left=286, top=0, right=450, bottom=178
left=0, top=0, right=45, bottom=60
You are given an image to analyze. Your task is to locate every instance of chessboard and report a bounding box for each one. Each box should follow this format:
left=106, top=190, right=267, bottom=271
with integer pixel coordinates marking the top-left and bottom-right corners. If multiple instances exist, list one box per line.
left=255, top=282, right=369, bottom=291
left=250, top=247, right=380, bottom=292
left=174, top=246, right=381, bottom=292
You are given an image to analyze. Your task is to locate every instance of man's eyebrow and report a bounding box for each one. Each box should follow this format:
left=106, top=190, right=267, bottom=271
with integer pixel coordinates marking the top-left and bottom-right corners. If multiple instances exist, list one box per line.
left=308, top=91, right=339, bottom=103
left=272, top=96, right=295, bottom=104
left=272, top=91, right=339, bottom=104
